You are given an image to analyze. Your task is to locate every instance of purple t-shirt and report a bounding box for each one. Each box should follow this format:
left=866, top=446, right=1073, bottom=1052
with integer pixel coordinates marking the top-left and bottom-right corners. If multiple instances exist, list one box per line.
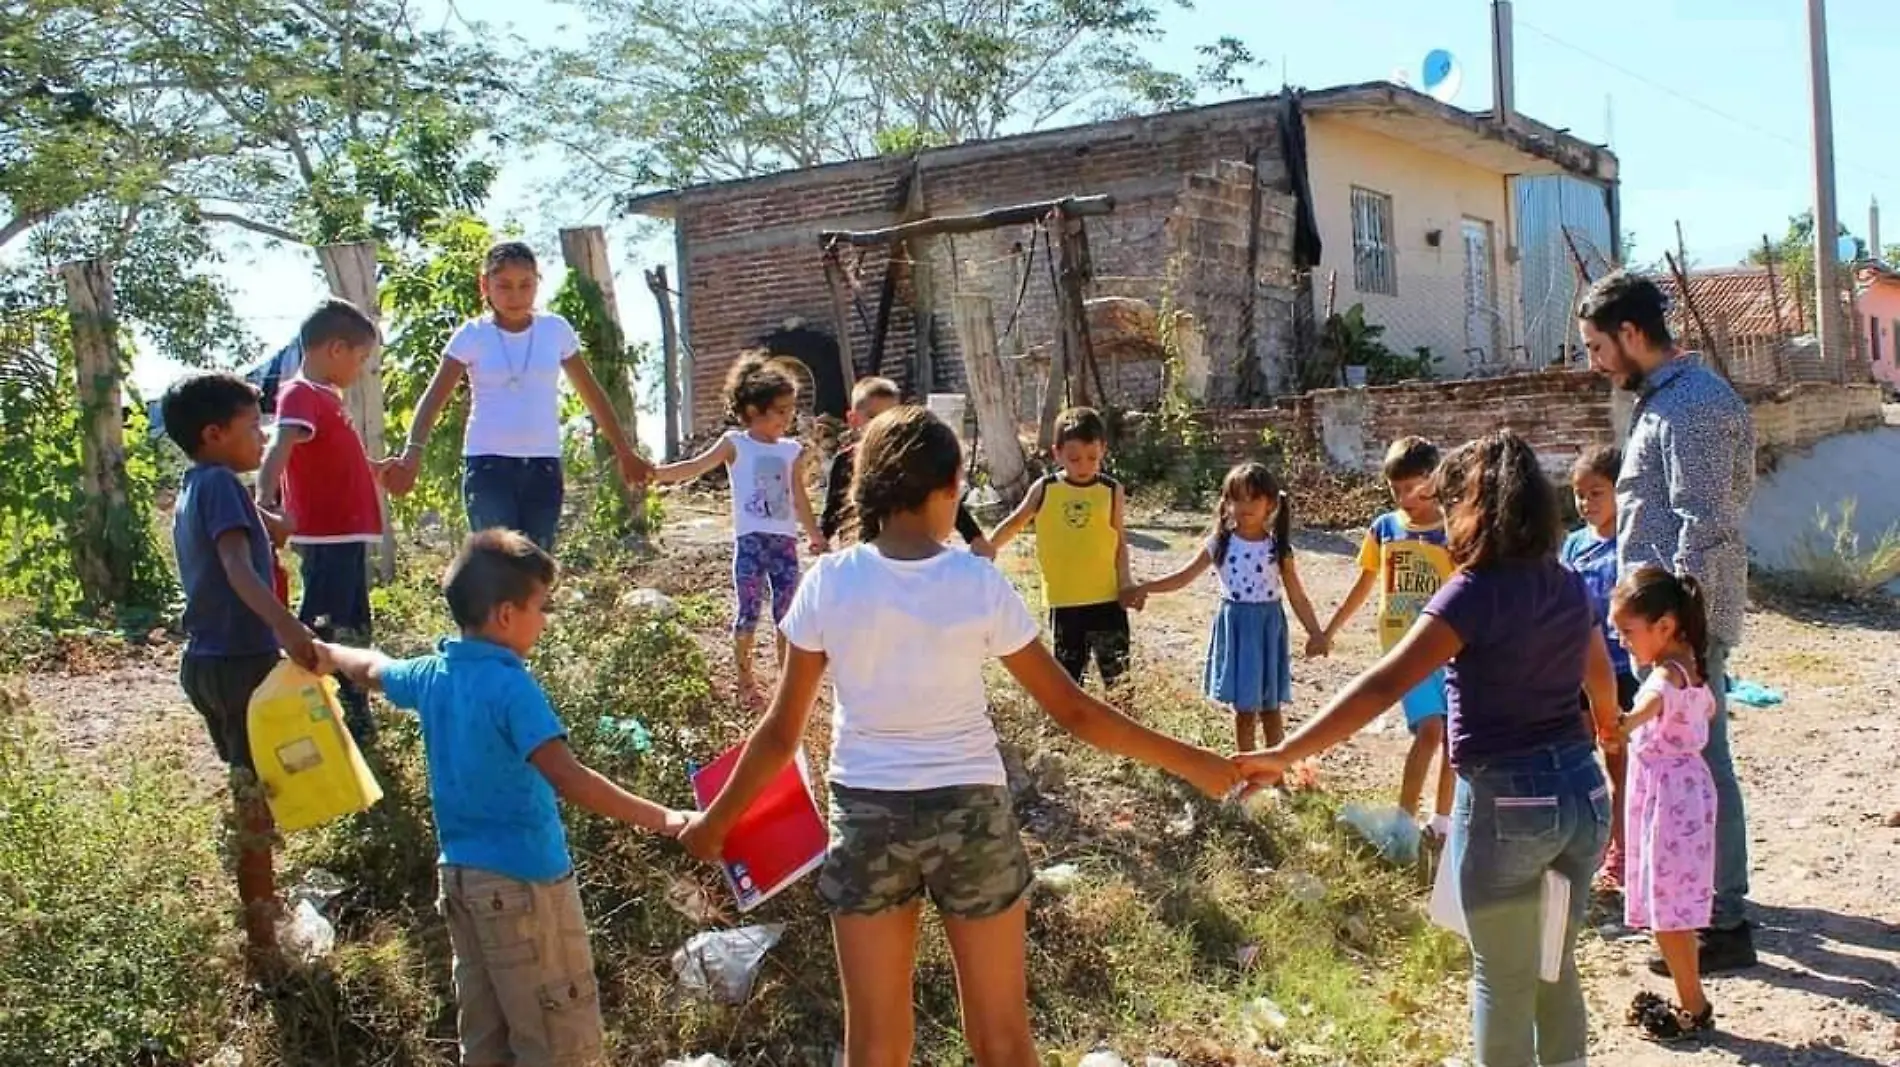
left=1422, top=558, right=1595, bottom=768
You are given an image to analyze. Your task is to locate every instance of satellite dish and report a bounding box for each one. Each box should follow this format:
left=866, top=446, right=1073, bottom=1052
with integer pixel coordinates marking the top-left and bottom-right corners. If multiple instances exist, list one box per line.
left=1837, top=235, right=1859, bottom=262
left=1421, top=49, right=1462, bottom=104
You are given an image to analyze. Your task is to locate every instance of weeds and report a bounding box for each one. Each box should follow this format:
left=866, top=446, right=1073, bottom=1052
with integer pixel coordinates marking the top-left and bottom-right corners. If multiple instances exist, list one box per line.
left=1783, top=499, right=1900, bottom=601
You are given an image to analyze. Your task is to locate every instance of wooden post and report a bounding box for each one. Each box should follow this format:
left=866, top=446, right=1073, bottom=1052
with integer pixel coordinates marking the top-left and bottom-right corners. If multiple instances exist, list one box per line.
left=316, top=241, right=395, bottom=582
left=903, top=160, right=934, bottom=394
left=559, top=226, right=649, bottom=535
left=952, top=294, right=1031, bottom=505
left=823, top=244, right=859, bottom=395
left=645, top=265, right=682, bottom=461
left=1051, top=209, right=1098, bottom=408
left=59, top=257, right=130, bottom=606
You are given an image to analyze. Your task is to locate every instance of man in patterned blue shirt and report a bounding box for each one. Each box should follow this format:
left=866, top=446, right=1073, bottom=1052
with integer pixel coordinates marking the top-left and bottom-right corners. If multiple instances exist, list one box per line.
left=1579, top=271, right=1758, bottom=976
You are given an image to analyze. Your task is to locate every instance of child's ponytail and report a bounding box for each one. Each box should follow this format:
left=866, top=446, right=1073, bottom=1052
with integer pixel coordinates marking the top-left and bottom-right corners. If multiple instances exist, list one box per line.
left=1211, top=497, right=1233, bottom=568
left=1675, top=572, right=1711, bottom=682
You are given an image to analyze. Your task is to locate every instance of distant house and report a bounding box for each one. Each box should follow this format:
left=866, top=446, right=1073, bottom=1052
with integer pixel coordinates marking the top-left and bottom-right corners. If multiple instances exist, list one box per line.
left=1857, top=262, right=1900, bottom=395
left=627, top=81, right=1619, bottom=436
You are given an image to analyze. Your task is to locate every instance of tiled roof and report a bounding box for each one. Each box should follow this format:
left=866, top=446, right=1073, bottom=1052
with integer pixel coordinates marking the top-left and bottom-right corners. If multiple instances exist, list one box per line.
left=1654, top=266, right=1804, bottom=340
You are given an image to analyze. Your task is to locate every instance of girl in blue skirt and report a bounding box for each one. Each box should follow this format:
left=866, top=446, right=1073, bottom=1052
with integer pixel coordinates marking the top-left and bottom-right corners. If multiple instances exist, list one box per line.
left=1128, top=462, right=1324, bottom=751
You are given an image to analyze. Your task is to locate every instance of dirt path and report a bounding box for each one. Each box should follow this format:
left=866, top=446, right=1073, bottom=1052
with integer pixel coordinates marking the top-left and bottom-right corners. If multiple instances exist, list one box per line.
left=1119, top=516, right=1900, bottom=1067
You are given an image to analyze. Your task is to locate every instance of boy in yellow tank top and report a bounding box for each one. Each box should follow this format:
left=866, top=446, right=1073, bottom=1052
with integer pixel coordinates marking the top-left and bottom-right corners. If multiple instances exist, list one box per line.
left=990, top=408, right=1134, bottom=687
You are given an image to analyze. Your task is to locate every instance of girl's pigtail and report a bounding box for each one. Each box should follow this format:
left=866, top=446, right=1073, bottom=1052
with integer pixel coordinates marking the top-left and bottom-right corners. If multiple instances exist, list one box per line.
left=1273, top=490, right=1293, bottom=564
left=1676, top=572, right=1711, bottom=683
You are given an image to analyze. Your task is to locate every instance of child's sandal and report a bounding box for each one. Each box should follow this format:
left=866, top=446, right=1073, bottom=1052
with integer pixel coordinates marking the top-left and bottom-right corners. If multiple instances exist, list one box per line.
left=1628, top=993, right=1714, bottom=1042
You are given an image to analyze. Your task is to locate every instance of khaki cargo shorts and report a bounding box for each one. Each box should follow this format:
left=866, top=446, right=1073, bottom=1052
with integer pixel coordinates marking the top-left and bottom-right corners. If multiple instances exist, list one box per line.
left=818, top=783, right=1033, bottom=919
left=437, top=865, right=604, bottom=1067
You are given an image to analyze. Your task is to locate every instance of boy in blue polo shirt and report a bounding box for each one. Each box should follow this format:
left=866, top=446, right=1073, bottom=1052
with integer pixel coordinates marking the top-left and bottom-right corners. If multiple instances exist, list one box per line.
left=320, top=529, right=688, bottom=1066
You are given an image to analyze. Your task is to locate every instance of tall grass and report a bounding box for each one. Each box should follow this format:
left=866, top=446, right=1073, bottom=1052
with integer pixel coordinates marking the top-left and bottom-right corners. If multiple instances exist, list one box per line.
left=1783, top=498, right=1900, bottom=601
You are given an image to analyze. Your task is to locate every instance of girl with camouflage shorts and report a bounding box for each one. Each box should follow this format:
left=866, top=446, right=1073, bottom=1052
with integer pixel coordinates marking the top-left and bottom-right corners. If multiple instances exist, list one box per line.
left=682, top=406, right=1240, bottom=1067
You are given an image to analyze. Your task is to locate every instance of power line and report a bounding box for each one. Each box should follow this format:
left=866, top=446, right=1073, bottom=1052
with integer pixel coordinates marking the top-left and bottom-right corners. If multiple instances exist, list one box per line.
left=1517, top=17, right=1900, bottom=187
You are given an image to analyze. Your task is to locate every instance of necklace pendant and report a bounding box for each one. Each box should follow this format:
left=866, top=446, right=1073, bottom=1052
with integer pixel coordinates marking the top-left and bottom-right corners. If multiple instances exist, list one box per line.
left=506, top=376, right=522, bottom=393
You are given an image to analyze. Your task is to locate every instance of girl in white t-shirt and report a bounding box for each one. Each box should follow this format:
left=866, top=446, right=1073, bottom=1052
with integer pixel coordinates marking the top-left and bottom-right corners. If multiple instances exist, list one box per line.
left=389, top=241, right=650, bottom=550
left=652, top=353, right=826, bottom=704
left=680, top=406, right=1239, bottom=1067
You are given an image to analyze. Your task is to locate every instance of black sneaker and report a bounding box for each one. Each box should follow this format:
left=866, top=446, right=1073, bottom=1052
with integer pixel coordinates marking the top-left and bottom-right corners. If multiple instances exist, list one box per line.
left=1646, top=923, right=1758, bottom=976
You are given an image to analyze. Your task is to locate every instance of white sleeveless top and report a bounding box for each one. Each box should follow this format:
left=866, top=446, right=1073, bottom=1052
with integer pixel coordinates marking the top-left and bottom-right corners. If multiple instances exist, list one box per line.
left=1207, top=532, right=1284, bottom=603
left=726, top=430, right=804, bottom=538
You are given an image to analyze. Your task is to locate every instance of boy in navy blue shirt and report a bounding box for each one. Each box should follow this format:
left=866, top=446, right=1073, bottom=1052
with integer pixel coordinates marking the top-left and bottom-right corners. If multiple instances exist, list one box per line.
left=320, top=530, right=688, bottom=1066
left=1562, top=443, right=1638, bottom=889
left=163, top=372, right=323, bottom=960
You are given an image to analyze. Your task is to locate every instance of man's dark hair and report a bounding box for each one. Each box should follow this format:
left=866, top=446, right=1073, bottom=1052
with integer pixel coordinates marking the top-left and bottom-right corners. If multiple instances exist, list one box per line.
left=1053, top=406, right=1107, bottom=447
left=1577, top=270, right=1673, bottom=349
left=1381, top=436, right=1441, bottom=483
left=445, top=528, right=558, bottom=630
left=299, top=298, right=379, bottom=352
left=161, top=372, right=260, bottom=457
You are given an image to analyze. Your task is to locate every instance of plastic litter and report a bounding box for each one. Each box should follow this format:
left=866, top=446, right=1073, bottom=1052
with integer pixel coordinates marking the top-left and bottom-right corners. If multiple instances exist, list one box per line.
left=619, top=587, right=679, bottom=619
left=1079, top=1053, right=1127, bottom=1067
left=661, top=1057, right=731, bottom=1067
left=1728, top=679, right=1783, bottom=708
left=1281, top=871, right=1327, bottom=904
left=598, top=714, right=653, bottom=754
left=1035, top=863, right=1082, bottom=892
left=672, top=924, right=784, bottom=1005
left=276, top=868, right=347, bottom=962
left=1338, top=803, right=1421, bottom=865
left=1239, top=996, right=1290, bottom=1046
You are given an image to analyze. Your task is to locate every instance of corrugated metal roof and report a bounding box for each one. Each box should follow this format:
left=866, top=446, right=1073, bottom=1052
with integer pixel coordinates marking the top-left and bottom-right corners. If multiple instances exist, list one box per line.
left=1655, top=266, right=1803, bottom=340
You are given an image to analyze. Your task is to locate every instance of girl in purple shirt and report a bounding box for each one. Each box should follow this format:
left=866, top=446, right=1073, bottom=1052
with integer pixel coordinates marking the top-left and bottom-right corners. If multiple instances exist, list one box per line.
left=1240, top=430, right=1624, bottom=1067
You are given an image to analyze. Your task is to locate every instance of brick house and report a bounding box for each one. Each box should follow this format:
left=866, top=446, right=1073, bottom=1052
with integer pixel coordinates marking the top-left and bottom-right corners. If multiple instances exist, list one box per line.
left=626, top=81, right=1619, bottom=438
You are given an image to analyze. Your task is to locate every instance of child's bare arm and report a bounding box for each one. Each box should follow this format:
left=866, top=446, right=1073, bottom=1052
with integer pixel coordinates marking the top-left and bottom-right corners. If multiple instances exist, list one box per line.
left=1000, top=639, right=1238, bottom=798
left=986, top=480, right=1044, bottom=551
left=401, top=359, right=466, bottom=457
left=792, top=450, right=825, bottom=550
left=679, top=646, right=829, bottom=859
left=1324, top=570, right=1378, bottom=641
left=1111, top=482, right=1134, bottom=591
left=530, top=739, right=688, bottom=836
left=255, top=425, right=311, bottom=510
left=1280, top=556, right=1325, bottom=639
left=217, top=530, right=317, bottom=670
left=650, top=437, right=735, bottom=485
left=1619, top=689, right=1663, bottom=738
left=1584, top=631, right=1623, bottom=746
left=1137, top=546, right=1213, bottom=596
left=320, top=642, right=393, bottom=692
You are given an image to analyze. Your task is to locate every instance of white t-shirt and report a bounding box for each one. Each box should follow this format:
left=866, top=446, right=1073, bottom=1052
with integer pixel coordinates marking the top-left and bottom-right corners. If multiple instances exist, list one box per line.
left=444, top=313, right=582, bottom=458
left=780, top=545, right=1040, bottom=790
left=726, top=430, right=805, bottom=538
left=1207, top=533, right=1284, bottom=603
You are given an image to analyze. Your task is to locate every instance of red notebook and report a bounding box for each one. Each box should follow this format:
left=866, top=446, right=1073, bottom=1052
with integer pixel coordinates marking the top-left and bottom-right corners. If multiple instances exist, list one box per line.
left=689, top=747, right=828, bottom=912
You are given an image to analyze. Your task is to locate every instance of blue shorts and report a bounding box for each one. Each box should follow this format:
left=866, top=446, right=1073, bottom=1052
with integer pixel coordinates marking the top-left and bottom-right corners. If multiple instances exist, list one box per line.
left=1401, top=668, right=1449, bottom=732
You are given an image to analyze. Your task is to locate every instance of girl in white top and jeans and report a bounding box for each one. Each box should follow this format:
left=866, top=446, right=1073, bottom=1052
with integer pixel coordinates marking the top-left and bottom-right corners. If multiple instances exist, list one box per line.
left=680, top=405, right=1240, bottom=1067
left=389, top=242, right=650, bottom=551
left=651, top=353, right=826, bottom=704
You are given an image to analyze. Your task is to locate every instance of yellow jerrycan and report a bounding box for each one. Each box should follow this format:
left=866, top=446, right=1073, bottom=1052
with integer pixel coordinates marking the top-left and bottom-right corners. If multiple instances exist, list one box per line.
left=247, top=660, right=383, bottom=831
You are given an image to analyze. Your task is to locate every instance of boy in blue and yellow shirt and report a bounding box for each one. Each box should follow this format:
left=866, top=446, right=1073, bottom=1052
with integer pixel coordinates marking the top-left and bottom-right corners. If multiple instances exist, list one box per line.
left=1315, top=437, right=1455, bottom=833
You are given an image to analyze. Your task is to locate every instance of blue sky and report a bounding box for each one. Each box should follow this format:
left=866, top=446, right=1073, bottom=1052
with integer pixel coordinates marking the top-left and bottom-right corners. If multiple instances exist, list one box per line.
left=131, top=0, right=1900, bottom=453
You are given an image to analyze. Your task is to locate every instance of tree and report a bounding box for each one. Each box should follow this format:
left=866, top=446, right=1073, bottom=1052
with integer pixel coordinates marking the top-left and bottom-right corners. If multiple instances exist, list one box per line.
left=538, top=0, right=1259, bottom=199
left=1750, top=211, right=1864, bottom=334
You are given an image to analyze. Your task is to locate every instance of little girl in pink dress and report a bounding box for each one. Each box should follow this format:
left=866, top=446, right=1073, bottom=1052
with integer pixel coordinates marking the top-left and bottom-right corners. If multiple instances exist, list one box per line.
left=1611, top=565, right=1719, bottom=1041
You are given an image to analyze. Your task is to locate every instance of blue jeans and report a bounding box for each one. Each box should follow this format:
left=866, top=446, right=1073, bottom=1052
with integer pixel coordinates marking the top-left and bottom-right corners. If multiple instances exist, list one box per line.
left=295, top=541, right=375, bottom=743
left=1703, top=641, right=1749, bottom=929
left=463, top=456, right=563, bottom=551
left=1452, top=740, right=1610, bottom=1067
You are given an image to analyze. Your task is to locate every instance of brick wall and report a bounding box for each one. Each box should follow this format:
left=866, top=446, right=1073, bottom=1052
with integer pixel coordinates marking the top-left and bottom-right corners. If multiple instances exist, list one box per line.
left=1749, top=382, right=1885, bottom=462
left=668, top=100, right=1294, bottom=431
left=1195, top=375, right=1884, bottom=478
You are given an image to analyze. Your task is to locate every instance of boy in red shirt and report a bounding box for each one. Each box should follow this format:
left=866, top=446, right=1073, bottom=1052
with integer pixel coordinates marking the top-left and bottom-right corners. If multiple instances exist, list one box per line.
left=258, top=298, right=391, bottom=744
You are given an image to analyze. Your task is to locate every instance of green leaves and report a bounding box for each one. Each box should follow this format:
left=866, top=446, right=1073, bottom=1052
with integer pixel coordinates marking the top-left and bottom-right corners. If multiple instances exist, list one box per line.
left=541, top=0, right=1261, bottom=199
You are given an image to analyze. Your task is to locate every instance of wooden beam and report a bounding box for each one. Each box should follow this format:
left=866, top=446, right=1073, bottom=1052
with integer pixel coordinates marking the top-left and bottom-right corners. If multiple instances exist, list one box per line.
left=315, top=241, right=395, bottom=582
left=823, top=248, right=859, bottom=394
left=559, top=225, right=648, bottom=535
left=821, top=195, right=1115, bottom=248
left=902, top=159, right=934, bottom=394
left=952, top=294, right=1031, bottom=506
left=645, top=265, right=682, bottom=461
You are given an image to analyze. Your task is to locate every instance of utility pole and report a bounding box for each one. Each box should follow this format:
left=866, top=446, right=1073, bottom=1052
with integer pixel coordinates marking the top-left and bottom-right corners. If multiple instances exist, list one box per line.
left=1807, top=0, right=1844, bottom=363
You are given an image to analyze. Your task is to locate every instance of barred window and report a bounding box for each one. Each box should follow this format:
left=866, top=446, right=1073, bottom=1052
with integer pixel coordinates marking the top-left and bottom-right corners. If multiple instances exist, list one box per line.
left=1351, top=187, right=1397, bottom=296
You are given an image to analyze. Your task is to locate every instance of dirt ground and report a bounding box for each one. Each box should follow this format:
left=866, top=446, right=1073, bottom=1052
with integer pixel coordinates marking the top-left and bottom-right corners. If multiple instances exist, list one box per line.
left=20, top=505, right=1900, bottom=1065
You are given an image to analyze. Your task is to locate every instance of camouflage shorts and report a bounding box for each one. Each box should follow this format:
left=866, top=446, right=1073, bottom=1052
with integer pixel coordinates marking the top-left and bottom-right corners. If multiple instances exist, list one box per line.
left=818, top=784, right=1032, bottom=919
